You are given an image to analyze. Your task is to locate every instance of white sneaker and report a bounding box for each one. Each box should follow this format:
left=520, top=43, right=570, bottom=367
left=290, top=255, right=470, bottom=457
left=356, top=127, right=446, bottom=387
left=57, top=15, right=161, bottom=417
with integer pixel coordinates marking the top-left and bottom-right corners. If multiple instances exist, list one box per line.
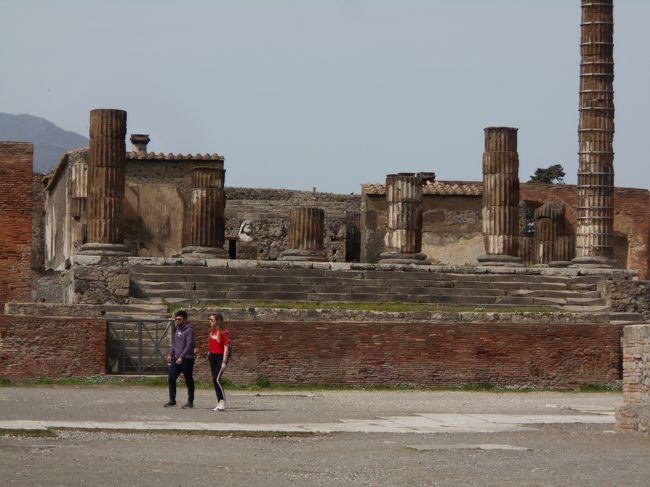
left=215, top=400, right=226, bottom=411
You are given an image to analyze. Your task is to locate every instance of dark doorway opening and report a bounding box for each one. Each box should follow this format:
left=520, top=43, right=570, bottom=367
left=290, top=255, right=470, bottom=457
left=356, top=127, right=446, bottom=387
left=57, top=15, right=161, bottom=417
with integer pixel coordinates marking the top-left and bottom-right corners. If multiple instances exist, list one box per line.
left=228, top=238, right=237, bottom=259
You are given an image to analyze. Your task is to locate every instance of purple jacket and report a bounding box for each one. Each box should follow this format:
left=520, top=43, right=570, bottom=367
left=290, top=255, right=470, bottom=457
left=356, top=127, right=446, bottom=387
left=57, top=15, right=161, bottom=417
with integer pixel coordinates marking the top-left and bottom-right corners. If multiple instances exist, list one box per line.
left=171, top=322, right=195, bottom=360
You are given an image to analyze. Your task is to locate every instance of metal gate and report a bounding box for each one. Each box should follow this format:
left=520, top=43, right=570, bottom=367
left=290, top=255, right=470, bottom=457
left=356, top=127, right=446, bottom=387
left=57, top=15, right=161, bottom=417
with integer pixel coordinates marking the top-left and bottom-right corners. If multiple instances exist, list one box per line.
left=107, top=319, right=173, bottom=374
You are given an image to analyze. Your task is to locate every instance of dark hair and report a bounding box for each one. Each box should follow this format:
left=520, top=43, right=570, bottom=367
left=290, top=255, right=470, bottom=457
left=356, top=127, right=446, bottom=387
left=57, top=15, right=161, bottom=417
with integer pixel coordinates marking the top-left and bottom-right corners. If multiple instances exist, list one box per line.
left=174, top=310, right=188, bottom=319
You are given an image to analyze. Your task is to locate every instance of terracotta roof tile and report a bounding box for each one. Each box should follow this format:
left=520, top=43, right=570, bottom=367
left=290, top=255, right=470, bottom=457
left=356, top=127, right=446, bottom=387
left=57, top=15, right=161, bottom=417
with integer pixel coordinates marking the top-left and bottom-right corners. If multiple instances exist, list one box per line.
left=126, top=151, right=224, bottom=161
left=362, top=180, right=483, bottom=196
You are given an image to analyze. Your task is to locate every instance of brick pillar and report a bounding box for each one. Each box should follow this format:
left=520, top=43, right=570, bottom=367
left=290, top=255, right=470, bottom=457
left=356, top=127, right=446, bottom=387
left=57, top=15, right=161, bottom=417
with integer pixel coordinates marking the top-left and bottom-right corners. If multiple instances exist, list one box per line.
left=80, top=109, right=130, bottom=255
left=378, top=173, right=428, bottom=264
left=0, top=142, right=33, bottom=310
left=278, top=207, right=327, bottom=262
left=478, top=127, right=522, bottom=266
left=182, top=167, right=227, bottom=258
left=573, top=0, right=616, bottom=268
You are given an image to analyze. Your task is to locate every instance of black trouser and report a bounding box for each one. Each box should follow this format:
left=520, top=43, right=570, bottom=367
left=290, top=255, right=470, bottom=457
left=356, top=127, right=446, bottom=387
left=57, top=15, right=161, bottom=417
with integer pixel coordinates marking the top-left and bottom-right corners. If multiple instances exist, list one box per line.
left=168, top=358, right=195, bottom=403
left=208, top=353, right=226, bottom=402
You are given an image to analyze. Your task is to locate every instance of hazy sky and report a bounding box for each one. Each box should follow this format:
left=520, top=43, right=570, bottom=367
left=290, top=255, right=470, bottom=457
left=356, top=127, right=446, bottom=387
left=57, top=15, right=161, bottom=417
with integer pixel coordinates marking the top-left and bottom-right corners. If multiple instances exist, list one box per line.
left=1, top=0, right=648, bottom=194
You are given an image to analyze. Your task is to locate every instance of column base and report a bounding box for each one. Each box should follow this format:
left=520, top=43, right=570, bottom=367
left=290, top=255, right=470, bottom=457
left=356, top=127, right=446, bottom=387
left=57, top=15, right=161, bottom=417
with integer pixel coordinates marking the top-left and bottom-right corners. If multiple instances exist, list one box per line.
left=78, top=242, right=132, bottom=256
left=549, top=260, right=572, bottom=268
left=378, top=252, right=429, bottom=265
left=476, top=254, right=523, bottom=267
left=570, top=256, right=617, bottom=269
left=181, top=246, right=228, bottom=259
left=278, top=249, right=328, bottom=262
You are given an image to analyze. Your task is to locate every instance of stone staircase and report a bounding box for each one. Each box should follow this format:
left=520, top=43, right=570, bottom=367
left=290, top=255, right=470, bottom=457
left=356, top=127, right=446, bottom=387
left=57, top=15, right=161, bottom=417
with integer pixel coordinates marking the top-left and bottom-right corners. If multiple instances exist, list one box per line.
left=129, top=263, right=607, bottom=310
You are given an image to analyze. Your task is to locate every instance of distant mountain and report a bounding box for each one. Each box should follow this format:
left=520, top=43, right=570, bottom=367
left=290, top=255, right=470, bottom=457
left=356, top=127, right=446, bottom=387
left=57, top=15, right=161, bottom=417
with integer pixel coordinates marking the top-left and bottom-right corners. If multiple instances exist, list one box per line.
left=0, top=113, right=88, bottom=173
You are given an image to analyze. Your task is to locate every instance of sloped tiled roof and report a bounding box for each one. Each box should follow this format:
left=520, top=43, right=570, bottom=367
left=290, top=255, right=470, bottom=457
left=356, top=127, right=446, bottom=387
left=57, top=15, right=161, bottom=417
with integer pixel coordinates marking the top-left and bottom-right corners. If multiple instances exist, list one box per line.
left=126, top=151, right=224, bottom=161
left=363, top=180, right=483, bottom=196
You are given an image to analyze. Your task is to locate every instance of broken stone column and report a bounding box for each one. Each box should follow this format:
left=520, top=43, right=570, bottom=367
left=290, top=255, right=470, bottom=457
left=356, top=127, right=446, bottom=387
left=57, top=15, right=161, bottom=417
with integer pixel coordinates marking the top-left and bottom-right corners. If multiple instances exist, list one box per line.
left=378, top=173, right=427, bottom=264
left=518, top=236, right=535, bottom=266
left=278, top=207, right=327, bottom=262
left=534, top=202, right=565, bottom=265
left=80, top=109, right=130, bottom=255
left=573, top=0, right=616, bottom=268
left=478, top=127, right=522, bottom=266
left=182, top=167, right=227, bottom=258
left=551, top=236, right=576, bottom=267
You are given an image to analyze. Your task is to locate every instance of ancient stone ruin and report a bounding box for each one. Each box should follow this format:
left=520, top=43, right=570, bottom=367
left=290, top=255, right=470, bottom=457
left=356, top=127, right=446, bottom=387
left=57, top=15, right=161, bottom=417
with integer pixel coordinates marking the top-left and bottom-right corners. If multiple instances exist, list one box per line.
left=80, top=109, right=130, bottom=256
left=278, top=207, right=327, bottom=262
left=1, top=0, right=650, bottom=434
left=574, top=0, right=616, bottom=267
left=478, top=127, right=522, bottom=266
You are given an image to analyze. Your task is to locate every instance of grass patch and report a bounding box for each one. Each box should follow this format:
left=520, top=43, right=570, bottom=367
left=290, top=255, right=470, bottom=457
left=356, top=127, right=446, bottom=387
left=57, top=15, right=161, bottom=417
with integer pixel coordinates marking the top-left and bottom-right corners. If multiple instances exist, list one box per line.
left=0, top=428, right=58, bottom=438
left=54, top=428, right=318, bottom=438
left=18, top=376, right=168, bottom=387
left=168, top=301, right=558, bottom=314
left=0, top=378, right=14, bottom=387
left=574, top=383, right=622, bottom=393
left=3, top=377, right=622, bottom=393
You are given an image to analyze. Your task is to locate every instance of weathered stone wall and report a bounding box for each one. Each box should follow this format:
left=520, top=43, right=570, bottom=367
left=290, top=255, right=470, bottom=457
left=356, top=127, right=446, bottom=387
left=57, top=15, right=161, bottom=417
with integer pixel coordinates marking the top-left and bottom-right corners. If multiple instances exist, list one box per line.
left=64, top=256, right=130, bottom=305
left=362, top=192, right=483, bottom=264
left=42, top=151, right=360, bottom=262
left=520, top=183, right=650, bottom=279
left=362, top=181, right=650, bottom=276
left=225, top=189, right=359, bottom=262
left=0, top=315, right=106, bottom=380
left=606, top=278, right=650, bottom=318
left=32, top=173, right=46, bottom=271
left=0, top=143, right=33, bottom=310
left=421, top=195, right=483, bottom=265
left=43, top=165, right=68, bottom=269
left=43, top=149, right=89, bottom=270
left=190, top=319, right=622, bottom=387
left=616, top=324, right=650, bottom=433
left=125, top=159, right=214, bottom=257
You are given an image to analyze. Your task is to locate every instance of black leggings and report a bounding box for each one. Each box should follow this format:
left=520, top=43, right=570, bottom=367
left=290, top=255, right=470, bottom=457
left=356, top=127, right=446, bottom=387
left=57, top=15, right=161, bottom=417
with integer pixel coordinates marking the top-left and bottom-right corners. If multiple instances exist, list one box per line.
left=208, top=353, right=226, bottom=402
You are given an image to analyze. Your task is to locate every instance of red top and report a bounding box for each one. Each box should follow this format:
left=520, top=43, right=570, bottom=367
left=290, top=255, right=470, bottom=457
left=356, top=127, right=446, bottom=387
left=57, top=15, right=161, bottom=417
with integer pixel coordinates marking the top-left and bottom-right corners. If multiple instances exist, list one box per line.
left=209, top=328, right=230, bottom=355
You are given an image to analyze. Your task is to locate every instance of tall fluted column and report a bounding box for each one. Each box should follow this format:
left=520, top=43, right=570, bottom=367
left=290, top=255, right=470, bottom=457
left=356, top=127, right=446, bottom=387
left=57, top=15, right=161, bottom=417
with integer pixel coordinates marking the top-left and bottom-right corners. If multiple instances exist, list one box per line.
left=378, top=173, right=427, bottom=264
left=278, top=207, right=327, bottom=261
left=80, top=109, right=130, bottom=255
left=573, top=0, right=616, bottom=267
left=478, top=127, right=521, bottom=266
left=182, top=167, right=227, bottom=258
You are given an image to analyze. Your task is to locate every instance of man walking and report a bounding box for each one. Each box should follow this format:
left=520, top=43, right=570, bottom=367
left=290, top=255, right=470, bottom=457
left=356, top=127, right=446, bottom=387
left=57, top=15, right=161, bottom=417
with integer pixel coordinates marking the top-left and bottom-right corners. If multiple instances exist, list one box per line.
left=164, top=310, right=195, bottom=409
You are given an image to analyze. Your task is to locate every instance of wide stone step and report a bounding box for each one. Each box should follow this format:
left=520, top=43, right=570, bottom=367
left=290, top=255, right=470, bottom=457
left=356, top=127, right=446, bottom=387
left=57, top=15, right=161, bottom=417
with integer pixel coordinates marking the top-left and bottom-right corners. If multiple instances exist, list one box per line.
left=506, top=289, right=602, bottom=299
left=130, top=289, right=601, bottom=307
left=131, top=273, right=589, bottom=292
left=131, top=264, right=602, bottom=285
left=132, top=283, right=600, bottom=300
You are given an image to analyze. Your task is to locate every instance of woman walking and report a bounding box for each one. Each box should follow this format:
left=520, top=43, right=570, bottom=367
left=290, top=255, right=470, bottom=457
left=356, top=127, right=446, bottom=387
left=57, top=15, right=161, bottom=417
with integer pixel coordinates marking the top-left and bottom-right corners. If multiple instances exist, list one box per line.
left=208, top=313, right=230, bottom=411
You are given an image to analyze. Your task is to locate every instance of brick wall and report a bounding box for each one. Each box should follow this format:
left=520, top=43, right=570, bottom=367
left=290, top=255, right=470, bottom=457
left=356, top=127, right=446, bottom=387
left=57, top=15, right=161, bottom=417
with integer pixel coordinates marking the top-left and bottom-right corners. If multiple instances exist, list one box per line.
left=0, top=315, right=106, bottom=380
left=361, top=182, right=650, bottom=277
left=0, top=143, right=33, bottom=310
left=521, top=183, right=650, bottom=279
left=191, top=320, right=623, bottom=388
left=616, top=324, right=650, bottom=433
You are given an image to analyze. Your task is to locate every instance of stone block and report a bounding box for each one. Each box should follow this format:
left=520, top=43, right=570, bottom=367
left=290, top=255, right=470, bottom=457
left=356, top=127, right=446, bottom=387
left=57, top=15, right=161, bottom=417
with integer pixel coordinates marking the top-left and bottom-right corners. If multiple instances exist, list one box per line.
left=228, top=260, right=259, bottom=269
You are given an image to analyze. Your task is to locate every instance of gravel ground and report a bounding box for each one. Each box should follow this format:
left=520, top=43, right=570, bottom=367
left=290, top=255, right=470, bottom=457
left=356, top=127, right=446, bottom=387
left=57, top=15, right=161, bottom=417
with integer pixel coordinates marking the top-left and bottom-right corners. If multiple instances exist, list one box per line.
left=2, top=425, right=650, bottom=486
left=1, top=386, right=649, bottom=486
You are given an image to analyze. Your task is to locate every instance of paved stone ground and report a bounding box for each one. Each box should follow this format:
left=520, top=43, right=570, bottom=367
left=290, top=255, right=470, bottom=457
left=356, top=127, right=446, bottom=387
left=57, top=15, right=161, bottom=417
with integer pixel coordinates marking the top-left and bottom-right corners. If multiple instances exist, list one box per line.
left=1, top=386, right=650, bottom=486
